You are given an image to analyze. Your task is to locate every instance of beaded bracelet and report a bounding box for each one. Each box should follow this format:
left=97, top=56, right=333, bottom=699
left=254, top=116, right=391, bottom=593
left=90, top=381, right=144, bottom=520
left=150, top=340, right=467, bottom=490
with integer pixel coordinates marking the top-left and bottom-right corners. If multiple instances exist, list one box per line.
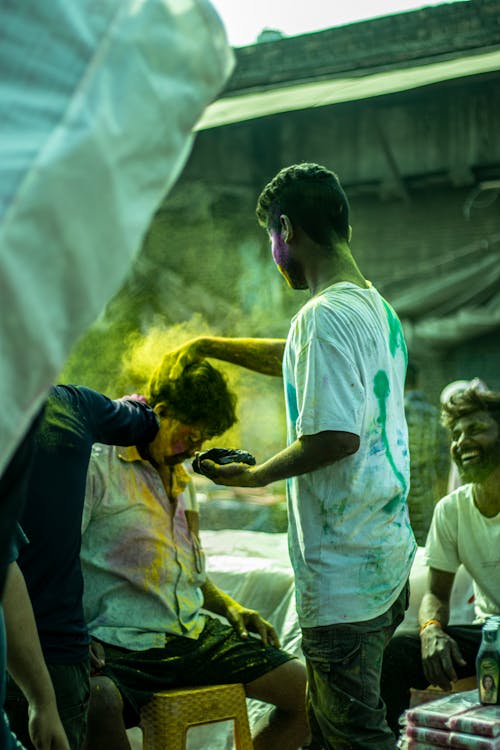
left=419, top=618, right=442, bottom=634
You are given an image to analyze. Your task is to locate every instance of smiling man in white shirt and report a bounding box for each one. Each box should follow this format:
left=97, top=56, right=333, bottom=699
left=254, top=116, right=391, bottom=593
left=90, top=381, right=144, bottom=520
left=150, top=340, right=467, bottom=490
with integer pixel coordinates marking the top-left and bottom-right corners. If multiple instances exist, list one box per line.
left=381, top=383, right=500, bottom=735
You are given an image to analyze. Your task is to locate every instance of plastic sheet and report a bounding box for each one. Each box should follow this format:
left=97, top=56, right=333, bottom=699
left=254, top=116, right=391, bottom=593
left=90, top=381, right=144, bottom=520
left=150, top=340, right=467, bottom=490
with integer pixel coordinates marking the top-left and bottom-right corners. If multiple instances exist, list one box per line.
left=0, top=0, right=233, bottom=475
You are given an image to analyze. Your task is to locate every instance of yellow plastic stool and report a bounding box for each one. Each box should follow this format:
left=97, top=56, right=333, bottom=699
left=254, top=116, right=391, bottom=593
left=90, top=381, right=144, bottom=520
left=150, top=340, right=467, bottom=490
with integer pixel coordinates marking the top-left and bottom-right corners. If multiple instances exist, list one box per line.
left=140, top=683, right=254, bottom=750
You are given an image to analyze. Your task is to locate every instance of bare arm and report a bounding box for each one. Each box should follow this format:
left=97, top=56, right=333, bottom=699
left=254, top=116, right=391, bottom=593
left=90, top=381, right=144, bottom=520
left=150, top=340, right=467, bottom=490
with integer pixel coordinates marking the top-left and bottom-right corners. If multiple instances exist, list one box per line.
left=201, top=430, right=360, bottom=488
left=170, top=336, right=286, bottom=378
left=3, top=562, right=69, bottom=750
left=419, top=567, right=454, bottom=628
left=201, top=577, right=280, bottom=647
left=418, top=567, right=466, bottom=690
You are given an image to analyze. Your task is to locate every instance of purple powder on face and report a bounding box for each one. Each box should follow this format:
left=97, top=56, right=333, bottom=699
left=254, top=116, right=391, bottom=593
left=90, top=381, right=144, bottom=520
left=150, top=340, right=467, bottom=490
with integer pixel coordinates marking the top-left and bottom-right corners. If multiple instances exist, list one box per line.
left=270, top=231, right=290, bottom=269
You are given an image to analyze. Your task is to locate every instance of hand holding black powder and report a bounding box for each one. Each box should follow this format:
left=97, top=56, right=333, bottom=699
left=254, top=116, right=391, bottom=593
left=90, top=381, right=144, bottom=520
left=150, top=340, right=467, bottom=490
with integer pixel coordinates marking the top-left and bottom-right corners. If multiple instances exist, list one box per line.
left=192, top=448, right=256, bottom=477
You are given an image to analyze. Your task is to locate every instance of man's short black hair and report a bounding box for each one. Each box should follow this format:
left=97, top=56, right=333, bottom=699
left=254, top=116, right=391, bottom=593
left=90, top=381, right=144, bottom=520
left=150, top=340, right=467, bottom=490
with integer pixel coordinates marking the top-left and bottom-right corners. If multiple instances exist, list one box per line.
left=256, top=162, right=350, bottom=246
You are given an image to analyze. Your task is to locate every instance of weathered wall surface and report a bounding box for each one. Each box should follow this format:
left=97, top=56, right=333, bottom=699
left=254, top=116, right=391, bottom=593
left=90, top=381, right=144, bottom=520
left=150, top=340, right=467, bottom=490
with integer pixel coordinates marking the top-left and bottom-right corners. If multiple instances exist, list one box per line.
left=226, top=0, right=500, bottom=92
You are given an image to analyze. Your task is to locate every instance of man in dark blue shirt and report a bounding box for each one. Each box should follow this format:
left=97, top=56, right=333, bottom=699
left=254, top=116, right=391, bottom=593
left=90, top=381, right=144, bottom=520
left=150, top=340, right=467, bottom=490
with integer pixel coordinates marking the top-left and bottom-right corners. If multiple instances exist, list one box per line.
left=5, top=385, right=159, bottom=750
left=1, top=525, right=69, bottom=750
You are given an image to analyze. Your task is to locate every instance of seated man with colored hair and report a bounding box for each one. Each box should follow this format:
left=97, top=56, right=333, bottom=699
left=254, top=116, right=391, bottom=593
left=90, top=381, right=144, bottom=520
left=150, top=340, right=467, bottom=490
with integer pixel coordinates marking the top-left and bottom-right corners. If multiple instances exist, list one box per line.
left=81, top=351, right=309, bottom=750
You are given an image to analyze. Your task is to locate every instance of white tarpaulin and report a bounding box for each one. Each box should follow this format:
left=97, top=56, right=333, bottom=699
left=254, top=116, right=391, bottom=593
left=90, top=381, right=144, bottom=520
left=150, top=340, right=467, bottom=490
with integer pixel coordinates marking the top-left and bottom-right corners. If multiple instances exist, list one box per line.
left=0, top=0, right=234, bottom=475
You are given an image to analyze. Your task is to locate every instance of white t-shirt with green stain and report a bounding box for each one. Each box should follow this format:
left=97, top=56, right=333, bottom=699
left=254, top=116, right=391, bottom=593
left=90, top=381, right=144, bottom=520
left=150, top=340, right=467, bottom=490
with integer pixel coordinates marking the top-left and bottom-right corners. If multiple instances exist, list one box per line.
left=425, top=483, right=500, bottom=623
left=283, top=282, right=416, bottom=627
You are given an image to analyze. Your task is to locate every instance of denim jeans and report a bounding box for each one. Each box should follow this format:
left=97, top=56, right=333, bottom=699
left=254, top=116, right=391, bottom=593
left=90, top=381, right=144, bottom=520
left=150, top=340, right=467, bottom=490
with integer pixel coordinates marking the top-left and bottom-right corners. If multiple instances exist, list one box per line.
left=301, top=583, right=409, bottom=750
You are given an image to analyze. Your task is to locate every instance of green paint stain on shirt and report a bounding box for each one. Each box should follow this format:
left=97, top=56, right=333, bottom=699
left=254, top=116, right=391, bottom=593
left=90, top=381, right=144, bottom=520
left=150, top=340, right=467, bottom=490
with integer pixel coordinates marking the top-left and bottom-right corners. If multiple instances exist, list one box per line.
left=337, top=496, right=348, bottom=516
left=373, top=370, right=407, bottom=498
left=374, top=369, right=390, bottom=402
left=383, top=495, right=403, bottom=516
left=319, top=500, right=332, bottom=533
left=382, top=299, right=407, bottom=364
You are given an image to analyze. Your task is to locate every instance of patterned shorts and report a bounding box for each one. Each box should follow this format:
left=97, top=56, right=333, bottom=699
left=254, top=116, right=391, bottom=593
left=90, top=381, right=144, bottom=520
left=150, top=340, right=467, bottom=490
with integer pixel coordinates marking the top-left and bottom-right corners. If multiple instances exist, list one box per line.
left=98, top=615, right=295, bottom=726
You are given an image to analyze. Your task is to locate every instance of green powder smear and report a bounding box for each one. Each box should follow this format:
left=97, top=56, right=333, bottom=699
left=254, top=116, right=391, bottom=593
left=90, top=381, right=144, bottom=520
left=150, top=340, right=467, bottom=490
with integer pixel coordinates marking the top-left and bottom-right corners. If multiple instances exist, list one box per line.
left=382, top=299, right=407, bottom=364
left=373, top=369, right=407, bottom=499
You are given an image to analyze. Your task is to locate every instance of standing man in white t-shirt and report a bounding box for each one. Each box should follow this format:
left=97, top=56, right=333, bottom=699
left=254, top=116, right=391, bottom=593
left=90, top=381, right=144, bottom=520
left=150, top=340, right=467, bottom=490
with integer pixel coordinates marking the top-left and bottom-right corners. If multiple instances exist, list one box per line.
left=381, top=383, right=500, bottom=736
left=196, top=163, right=416, bottom=749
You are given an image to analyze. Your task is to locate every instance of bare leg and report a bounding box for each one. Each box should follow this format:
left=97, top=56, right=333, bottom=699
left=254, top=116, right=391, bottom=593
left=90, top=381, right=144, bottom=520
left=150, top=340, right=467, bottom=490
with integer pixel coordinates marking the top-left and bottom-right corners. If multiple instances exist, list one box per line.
left=245, top=659, right=310, bottom=750
left=83, top=676, right=131, bottom=750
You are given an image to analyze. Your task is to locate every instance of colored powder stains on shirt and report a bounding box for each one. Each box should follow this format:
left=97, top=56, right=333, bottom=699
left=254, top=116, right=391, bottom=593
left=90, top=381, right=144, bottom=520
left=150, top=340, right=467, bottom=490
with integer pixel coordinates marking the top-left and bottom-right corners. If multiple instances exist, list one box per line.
left=104, top=524, right=166, bottom=592
left=36, top=396, right=82, bottom=450
left=383, top=494, right=404, bottom=517
left=382, top=299, right=407, bottom=363
left=319, top=500, right=332, bottom=533
left=373, top=369, right=390, bottom=405
left=373, top=370, right=407, bottom=498
left=286, top=380, right=299, bottom=430
left=142, top=539, right=165, bottom=592
left=99, top=470, right=176, bottom=593
left=359, top=554, right=395, bottom=603
left=336, top=496, right=349, bottom=518
left=397, top=432, right=409, bottom=459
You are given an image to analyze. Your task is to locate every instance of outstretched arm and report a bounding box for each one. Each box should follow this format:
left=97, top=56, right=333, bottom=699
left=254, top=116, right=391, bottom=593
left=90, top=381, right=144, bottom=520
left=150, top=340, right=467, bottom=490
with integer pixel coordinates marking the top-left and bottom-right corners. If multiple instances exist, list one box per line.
left=169, top=336, right=286, bottom=378
left=3, top=562, right=70, bottom=750
left=200, top=430, right=360, bottom=488
left=418, top=567, right=466, bottom=690
left=201, top=577, right=280, bottom=647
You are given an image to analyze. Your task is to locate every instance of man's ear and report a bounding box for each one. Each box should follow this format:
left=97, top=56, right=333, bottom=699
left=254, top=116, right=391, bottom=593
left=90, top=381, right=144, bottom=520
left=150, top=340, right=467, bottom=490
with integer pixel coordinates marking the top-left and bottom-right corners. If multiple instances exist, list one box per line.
left=280, top=214, right=294, bottom=242
left=348, top=224, right=352, bottom=243
left=153, top=402, right=166, bottom=418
